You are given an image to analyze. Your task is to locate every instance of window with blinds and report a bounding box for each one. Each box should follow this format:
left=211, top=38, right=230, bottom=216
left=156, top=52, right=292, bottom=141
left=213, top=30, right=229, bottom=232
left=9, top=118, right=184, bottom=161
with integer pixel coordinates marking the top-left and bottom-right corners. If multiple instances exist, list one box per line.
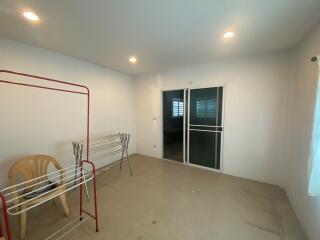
left=196, top=99, right=216, bottom=118
left=172, top=98, right=183, bottom=118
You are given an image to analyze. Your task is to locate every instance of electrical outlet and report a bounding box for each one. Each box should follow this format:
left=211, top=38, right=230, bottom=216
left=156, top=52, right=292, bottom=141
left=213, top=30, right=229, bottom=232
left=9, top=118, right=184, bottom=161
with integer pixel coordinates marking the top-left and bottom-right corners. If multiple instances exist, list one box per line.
left=153, top=145, right=157, bottom=148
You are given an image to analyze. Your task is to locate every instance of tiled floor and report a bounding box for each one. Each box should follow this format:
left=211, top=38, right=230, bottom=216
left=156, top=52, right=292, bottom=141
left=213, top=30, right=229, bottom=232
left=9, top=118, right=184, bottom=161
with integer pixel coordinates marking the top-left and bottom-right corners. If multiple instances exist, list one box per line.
left=8, top=154, right=306, bottom=240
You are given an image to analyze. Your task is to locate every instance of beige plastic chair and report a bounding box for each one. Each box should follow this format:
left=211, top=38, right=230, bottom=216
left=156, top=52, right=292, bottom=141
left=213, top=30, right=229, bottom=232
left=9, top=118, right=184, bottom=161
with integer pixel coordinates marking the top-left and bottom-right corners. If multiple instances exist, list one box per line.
left=8, top=155, right=70, bottom=240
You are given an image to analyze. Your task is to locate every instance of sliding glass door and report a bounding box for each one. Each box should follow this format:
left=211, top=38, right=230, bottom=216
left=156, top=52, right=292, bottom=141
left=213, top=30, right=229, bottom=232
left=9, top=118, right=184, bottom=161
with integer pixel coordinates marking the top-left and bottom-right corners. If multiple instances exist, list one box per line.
left=163, top=90, right=185, bottom=162
left=187, top=87, right=224, bottom=170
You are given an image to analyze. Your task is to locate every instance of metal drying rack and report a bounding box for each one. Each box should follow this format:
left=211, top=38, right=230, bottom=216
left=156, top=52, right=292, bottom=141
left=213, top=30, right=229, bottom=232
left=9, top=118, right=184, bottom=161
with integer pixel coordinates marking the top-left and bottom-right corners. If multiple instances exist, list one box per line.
left=72, top=132, right=132, bottom=199
left=0, top=70, right=99, bottom=240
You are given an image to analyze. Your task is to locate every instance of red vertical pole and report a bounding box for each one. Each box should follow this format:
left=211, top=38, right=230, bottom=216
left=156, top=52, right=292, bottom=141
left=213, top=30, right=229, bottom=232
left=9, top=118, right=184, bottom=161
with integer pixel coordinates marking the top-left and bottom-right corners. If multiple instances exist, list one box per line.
left=87, top=90, right=99, bottom=232
left=79, top=89, right=99, bottom=231
left=80, top=89, right=90, bottom=221
left=91, top=164, right=99, bottom=232
left=0, top=192, right=12, bottom=240
left=0, top=218, right=3, bottom=238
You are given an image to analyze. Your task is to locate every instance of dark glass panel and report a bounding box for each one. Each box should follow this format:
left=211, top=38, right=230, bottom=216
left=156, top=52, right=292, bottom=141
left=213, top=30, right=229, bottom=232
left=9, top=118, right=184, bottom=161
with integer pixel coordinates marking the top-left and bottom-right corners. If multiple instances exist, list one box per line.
left=189, top=130, right=221, bottom=170
left=188, top=87, right=223, bottom=170
left=190, top=87, right=221, bottom=126
left=163, top=90, right=184, bottom=162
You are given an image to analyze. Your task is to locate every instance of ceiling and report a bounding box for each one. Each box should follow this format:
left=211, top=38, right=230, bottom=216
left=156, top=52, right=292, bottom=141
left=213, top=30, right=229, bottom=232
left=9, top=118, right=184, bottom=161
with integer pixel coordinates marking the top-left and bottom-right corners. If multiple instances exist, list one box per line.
left=1, top=0, right=320, bottom=75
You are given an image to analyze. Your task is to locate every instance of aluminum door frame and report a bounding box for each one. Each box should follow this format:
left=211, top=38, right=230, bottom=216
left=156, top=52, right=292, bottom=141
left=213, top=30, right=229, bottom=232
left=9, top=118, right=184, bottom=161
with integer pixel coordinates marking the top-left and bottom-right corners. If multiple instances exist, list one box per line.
left=187, top=85, right=225, bottom=173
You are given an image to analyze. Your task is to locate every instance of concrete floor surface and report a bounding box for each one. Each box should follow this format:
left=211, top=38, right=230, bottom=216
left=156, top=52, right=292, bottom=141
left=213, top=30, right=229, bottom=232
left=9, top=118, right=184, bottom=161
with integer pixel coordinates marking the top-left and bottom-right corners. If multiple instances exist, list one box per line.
left=8, top=154, right=306, bottom=240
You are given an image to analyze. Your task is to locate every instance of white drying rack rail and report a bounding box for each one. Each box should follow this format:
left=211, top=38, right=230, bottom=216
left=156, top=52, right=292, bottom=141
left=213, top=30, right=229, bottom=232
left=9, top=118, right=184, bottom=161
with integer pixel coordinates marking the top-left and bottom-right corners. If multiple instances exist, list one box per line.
left=72, top=133, right=132, bottom=199
left=1, top=165, right=93, bottom=215
left=0, top=162, right=98, bottom=240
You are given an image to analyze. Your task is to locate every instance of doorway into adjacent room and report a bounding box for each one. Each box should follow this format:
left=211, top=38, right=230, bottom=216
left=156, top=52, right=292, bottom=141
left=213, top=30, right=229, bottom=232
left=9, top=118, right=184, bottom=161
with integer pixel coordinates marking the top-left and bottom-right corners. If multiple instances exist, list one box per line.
left=162, top=90, right=185, bottom=162
left=162, top=86, right=224, bottom=170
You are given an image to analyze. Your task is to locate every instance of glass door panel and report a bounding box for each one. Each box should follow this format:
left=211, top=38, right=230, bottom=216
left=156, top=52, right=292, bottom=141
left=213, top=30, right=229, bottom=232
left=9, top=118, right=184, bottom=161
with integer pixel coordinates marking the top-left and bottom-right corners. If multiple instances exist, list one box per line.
left=188, top=87, right=223, bottom=170
left=163, top=90, right=184, bottom=162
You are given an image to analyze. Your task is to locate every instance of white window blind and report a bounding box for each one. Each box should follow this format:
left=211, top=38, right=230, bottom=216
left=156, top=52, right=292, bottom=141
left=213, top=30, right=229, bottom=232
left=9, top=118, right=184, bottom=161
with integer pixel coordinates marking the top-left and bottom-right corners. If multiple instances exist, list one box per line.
left=196, top=99, right=216, bottom=118
left=172, top=98, right=183, bottom=118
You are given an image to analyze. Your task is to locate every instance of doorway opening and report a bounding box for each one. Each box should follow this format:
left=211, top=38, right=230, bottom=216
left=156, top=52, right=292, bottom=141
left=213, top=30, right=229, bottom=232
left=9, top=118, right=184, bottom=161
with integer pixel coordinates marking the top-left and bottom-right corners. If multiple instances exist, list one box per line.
left=162, top=90, right=185, bottom=162
left=162, top=86, right=224, bottom=170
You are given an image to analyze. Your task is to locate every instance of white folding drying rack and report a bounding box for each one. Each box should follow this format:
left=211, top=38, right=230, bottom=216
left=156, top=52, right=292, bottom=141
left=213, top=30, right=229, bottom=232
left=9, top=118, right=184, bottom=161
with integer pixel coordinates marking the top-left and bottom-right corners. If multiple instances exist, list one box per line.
left=2, top=165, right=93, bottom=216
left=72, top=133, right=132, bottom=199
left=0, top=164, right=97, bottom=240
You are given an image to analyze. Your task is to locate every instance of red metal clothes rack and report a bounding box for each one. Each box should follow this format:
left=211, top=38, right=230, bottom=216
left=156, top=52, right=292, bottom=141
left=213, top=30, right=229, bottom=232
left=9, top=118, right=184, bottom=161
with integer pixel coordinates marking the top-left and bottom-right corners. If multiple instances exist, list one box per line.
left=0, top=70, right=99, bottom=240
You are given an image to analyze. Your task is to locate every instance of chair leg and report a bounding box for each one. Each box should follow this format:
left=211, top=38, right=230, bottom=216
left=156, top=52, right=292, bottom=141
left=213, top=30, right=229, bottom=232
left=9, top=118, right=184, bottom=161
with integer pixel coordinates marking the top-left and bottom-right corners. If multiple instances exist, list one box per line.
left=59, top=193, right=70, bottom=217
left=20, top=205, right=27, bottom=240
left=52, top=197, right=57, bottom=206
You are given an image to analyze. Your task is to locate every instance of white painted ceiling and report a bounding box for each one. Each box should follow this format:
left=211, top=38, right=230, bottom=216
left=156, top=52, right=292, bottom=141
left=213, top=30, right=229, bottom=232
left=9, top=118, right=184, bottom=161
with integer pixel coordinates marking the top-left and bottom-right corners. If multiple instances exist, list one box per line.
left=1, top=0, right=320, bottom=75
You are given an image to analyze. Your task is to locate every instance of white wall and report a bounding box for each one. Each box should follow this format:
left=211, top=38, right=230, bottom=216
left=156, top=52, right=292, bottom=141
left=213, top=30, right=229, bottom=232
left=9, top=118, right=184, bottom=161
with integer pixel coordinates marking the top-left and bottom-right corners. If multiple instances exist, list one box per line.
left=283, top=24, right=320, bottom=240
left=135, top=51, right=291, bottom=186
left=2, top=25, right=320, bottom=239
left=0, top=38, right=136, bottom=188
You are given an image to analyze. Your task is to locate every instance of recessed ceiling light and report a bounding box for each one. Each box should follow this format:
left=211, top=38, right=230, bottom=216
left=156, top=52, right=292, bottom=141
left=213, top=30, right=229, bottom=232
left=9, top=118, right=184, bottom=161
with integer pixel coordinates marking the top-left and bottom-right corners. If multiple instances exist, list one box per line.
left=129, top=56, right=137, bottom=64
left=22, top=11, right=40, bottom=22
left=223, top=31, right=235, bottom=39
